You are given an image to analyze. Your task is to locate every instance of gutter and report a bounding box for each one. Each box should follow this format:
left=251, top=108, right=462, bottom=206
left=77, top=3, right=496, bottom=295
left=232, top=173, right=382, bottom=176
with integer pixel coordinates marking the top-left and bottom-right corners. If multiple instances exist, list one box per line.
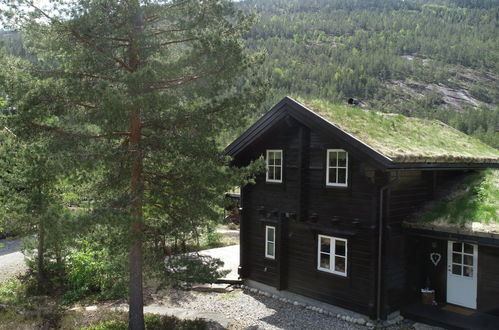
left=376, top=170, right=400, bottom=320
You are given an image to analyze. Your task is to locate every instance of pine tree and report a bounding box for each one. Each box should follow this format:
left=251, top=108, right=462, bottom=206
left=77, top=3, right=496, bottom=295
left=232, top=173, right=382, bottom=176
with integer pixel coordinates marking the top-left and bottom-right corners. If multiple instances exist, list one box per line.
left=0, top=135, right=69, bottom=288
left=1, top=1, right=265, bottom=328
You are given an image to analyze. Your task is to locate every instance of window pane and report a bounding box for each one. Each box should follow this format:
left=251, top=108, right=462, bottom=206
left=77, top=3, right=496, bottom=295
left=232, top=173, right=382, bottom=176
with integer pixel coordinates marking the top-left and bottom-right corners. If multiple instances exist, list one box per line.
left=463, top=255, right=473, bottom=266
left=267, top=227, right=275, bottom=242
left=268, top=152, right=275, bottom=162
left=464, top=244, right=474, bottom=254
left=335, top=240, right=346, bottom=256
left=337, top=168, right=347, bottom=184
left=320, top=253, right=330, bottom=269
left=320, top=237, right=331, bottom=253
left=267, top=242, right=274, bottom=257
left=274, top=167, right=281, bottom=181
left=337, top=152, right=347, bottom=167
left=335, top=256, right=346, bottom=273
left=463, top=266, right=473, bottom=277
left=329, top=151, right=337, bottom=167
left=453, top=242, right=462, bottom=252
left=329, top=168, right=337, bottom=183
left=274, top=155, right=281, bottom=166
left=452, top=253, right=462, bottom=264
left=452, top=264, right=462, bottom=275
left=267, top=166, right=273, bottom=180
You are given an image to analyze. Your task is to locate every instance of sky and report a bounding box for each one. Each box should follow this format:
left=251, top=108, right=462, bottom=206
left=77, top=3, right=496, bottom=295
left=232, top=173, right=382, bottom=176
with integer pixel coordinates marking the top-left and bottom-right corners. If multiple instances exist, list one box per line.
left=1, top=0, right=239, bottom=29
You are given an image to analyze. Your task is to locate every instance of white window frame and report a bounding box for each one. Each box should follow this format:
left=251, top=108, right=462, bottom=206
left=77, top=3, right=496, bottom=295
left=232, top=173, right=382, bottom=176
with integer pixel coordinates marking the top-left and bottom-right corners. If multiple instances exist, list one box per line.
left=317, top=234, right=348, bottom=276
left=265, top=225, right=276, bottom=259
left=326, top=149, right=348, bottom=187
left=266, top=149, right=283, bottom=183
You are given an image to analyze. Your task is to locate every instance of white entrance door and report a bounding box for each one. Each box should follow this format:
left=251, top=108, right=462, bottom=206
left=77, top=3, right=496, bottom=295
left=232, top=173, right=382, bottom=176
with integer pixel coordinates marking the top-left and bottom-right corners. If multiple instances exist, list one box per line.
left=447, top=241, right=478, bottom=309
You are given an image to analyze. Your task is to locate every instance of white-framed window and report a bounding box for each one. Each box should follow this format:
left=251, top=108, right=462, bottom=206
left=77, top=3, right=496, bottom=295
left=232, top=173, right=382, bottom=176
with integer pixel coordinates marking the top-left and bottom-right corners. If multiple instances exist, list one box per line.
left=265, top=225, right=276, bottom=259
left=326, top=149, right=348, bottom=187
left=266, top=149, right=283, bottom=183
left=317, top=235, right=347, bottom=276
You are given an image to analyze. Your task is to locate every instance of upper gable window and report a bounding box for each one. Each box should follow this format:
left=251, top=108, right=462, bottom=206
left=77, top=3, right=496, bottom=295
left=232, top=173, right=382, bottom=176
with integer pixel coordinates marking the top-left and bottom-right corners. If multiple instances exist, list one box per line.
left=326, top=149, right=348, bottom=187
left=266, top=150, right=283, bottom=183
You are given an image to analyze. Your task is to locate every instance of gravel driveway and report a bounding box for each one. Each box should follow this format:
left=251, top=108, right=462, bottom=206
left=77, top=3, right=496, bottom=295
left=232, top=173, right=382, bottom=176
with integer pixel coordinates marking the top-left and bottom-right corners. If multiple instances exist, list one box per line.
left=151, top=288, right=367, bottom=330
left=0, top=239, right=27, bottom=283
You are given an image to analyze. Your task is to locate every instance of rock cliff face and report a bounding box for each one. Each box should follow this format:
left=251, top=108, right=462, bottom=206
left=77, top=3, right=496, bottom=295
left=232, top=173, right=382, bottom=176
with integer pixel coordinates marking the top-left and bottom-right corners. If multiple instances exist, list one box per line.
left=387, top=57, right=498, bottom=112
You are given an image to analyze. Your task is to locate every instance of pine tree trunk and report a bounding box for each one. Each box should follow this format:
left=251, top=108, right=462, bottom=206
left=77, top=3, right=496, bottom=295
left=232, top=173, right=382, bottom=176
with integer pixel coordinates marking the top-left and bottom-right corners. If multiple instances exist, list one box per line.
left=128, top=8, right=145, bottom=329
left=128, top=105, right=144, bottom=329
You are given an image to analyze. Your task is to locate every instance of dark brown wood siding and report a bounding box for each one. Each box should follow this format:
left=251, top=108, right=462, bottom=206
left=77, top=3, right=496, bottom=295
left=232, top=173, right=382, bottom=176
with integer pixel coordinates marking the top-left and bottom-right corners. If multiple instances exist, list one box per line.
left=383, top=171, right=434, bottom=315
left=405, top=236, right=448, bottom=305
left=478, top=246, right=499, bottom=313
left=239, top=118, right=379, bottom=318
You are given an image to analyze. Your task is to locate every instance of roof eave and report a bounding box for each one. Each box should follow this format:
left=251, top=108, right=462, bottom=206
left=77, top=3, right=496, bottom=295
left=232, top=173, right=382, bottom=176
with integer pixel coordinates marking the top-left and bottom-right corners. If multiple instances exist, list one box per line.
left=223, top=96, right=292, bottom=157
left=386, top=162, right=499, bottom=170
left=404, top=226, right=499, bottom=247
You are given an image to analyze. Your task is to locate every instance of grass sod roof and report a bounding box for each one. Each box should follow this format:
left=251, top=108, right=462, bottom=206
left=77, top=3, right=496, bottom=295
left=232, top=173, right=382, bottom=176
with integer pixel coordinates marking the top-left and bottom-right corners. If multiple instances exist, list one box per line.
left=293, top=97, right=499, bottom=164
left=404, top=169, right=499, bottom=235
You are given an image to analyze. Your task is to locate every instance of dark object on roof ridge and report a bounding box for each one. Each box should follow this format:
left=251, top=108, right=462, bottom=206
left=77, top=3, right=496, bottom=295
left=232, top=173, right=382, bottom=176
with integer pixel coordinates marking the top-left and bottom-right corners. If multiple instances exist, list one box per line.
left=348, top=98, right=360, bottom=106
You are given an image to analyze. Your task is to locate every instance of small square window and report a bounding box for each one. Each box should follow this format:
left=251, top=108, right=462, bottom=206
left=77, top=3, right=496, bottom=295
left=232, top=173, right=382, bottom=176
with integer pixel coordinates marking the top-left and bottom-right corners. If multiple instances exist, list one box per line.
left=266, top=150, right=283, bottom=183
left=326, top=149, right=348, bottom=187
left=265, top=226, right=276, bottom=259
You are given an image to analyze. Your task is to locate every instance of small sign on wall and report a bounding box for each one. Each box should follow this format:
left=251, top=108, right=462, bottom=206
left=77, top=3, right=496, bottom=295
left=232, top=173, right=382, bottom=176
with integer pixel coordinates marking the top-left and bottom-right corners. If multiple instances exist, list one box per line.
left=430, top=252, right=441, bottom=266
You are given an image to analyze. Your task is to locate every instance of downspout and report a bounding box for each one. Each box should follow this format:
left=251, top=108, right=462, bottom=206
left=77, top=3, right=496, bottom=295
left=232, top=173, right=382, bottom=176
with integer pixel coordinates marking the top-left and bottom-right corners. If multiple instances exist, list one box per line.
left=376, top=170, right=400, bottom=320
left=238, top=187, right=245, bottom=279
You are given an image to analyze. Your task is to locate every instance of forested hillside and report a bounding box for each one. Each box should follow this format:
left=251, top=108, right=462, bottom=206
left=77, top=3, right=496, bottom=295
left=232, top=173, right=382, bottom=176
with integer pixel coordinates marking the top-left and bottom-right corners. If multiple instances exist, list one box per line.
left=241, top=0, right=499, bottom=147
left=1, top=0, right=498, bottom=147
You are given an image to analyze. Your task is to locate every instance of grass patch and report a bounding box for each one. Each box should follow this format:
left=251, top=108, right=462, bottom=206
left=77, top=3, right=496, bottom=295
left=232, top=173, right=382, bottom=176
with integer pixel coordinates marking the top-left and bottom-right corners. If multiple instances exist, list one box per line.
left=293, top=97, right=499, bottom=163
left=81, top=312, right=209, bottom=330
left=421, top=169, right=498, bottom=226
left=0, top=307, right=211, bottom=330
left=218, top=291, right=237, bottom=302
left=0, top=309, right=46, bottom=330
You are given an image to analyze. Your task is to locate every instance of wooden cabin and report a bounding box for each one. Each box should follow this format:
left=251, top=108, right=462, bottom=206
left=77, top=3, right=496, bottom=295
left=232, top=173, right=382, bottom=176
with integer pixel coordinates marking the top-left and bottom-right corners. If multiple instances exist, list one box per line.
left=224, top=97, right=499, bottom=325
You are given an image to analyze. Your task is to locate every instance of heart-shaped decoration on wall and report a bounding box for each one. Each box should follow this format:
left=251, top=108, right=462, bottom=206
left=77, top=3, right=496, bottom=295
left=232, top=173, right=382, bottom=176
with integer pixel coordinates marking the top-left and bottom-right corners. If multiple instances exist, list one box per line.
left=430, top=252, right=441, bottom=266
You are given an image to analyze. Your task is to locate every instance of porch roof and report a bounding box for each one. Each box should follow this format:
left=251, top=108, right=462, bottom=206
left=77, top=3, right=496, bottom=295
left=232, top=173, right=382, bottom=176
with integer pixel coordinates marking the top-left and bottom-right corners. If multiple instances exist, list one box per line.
left=403, top=169, right=499, bottom=237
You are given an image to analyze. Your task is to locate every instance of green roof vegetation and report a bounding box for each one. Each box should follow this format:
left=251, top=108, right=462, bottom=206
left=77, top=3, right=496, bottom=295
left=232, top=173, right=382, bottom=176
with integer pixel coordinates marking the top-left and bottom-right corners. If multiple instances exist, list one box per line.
left=406, top=169, right=499, bottom=235
left=294, top=97, right=499, bottom=164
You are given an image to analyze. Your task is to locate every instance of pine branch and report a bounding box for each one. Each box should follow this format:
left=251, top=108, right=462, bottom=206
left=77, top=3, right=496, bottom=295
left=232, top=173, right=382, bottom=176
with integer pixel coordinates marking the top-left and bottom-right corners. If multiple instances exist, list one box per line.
left=31, top=123, right=129, bottom=139
left=159, top=37, right=199, bottom=46
left=37, top=96, right=101, bottom=110
left=21, top=1, right=134, bottom=72
left=147, top=56, right=228, bottom=91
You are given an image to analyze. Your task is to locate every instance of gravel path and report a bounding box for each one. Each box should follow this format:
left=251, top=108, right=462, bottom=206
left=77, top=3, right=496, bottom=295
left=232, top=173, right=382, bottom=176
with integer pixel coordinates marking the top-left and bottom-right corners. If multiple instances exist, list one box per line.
left=0, top=239, right=27, bottom=283
left=151, top=288, right=367, bottom=330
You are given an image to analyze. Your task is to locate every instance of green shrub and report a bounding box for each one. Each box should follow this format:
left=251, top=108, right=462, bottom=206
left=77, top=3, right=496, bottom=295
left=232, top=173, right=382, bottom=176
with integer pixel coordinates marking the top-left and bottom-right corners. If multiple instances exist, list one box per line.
left=83, top=319, right=128, bottom=330
left=0, top=278, right=26, bottom=305
left=64, top=241, right=127, bottom=303
left=203, top=231, right=223, bottom=248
